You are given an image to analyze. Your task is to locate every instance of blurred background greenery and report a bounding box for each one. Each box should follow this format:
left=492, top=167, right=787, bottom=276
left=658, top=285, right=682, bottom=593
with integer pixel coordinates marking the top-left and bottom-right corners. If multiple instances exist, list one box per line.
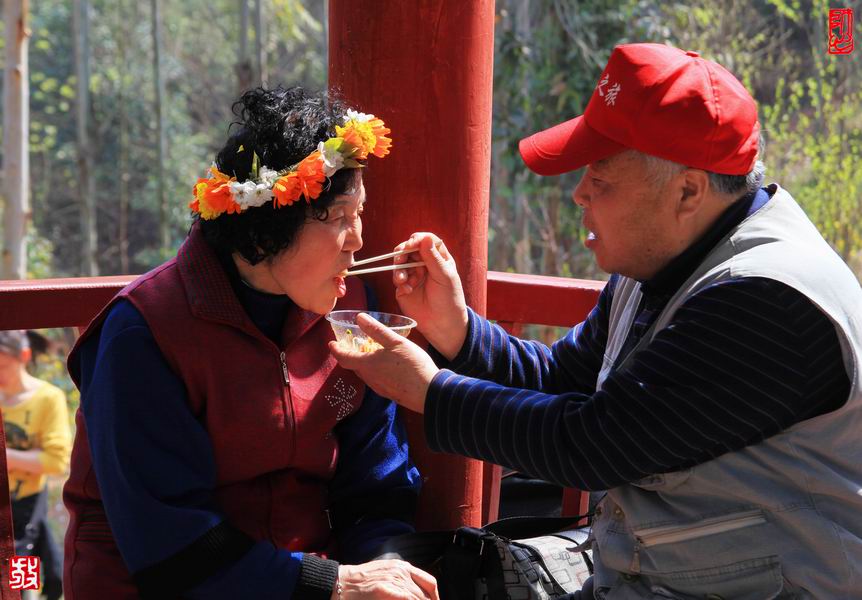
left=3, top=0, right=859, bottom=284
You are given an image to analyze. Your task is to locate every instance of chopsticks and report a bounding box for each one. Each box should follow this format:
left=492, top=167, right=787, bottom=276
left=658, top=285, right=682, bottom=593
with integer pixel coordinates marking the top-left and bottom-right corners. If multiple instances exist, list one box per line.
left=349, top=247, right=416, bottom=267
left=344, top=261, right=426, bottom=277
left=344, top=247, right=425, bottom=277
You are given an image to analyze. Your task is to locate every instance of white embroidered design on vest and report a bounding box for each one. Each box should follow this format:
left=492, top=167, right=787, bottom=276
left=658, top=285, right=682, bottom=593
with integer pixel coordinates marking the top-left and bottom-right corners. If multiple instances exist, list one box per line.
left=326, top=378, right=357, bottom=421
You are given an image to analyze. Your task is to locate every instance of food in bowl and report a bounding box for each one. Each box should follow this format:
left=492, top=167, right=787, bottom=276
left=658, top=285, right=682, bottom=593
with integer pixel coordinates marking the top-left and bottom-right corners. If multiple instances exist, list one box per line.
left=326, top=310, right=417, bottom=353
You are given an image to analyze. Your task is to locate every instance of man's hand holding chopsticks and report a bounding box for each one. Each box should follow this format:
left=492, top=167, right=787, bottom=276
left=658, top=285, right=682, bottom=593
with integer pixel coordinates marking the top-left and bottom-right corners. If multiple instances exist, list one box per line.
left=391, top=233, right=469, bottom=360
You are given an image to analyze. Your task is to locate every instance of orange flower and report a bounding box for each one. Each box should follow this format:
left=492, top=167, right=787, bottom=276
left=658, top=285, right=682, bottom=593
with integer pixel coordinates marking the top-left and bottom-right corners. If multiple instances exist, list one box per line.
left=336, top=121, right=377, bottom=160
left=273, top=173, right=302, bottom=207
left=296, top=151, right=326, bottom=202
left=192, top=167, right=238, bottom=219
left=369, top=118, right=392, bottom=158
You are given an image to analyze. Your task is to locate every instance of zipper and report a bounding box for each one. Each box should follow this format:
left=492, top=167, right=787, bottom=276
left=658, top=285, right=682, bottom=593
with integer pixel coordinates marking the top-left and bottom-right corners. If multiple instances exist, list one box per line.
left=279, top=351, right=290, bottom=385
left=277, top=349, right=296, bottom=462
left=634, top=509, right=766, bottom=548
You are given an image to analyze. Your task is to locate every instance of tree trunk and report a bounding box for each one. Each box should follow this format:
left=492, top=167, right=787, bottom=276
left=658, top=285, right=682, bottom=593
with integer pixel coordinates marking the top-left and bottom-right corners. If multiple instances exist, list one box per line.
left=254, top=0, right=266, bottom=87
left=236, top=0, right=253, bottom=93
left=542, top=187, right=560, bottom=275
left=117, top=0, right=130, bottom=273
left=150, top=0, right=169, bottom=252
left=489, top=139, right=512, bottom=271
left=72, top=0, right=98, bottom=275
left=322, top=0, right=329, bottom=82
left=514, top=191, right=532, bottom=274
left=2, top=0, right=30, bottom=280
left=512, top=0, right=532, bottom=275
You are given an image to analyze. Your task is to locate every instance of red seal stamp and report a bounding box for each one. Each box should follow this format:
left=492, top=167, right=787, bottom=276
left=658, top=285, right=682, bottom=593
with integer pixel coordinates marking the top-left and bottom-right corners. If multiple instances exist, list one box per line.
left=9, top=555, right=40, bottom=590
left=828, top=8, right=855, bottom=54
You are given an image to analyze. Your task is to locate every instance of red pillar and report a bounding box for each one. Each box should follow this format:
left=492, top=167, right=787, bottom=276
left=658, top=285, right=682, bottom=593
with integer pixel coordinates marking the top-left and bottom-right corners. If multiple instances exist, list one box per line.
left=329, top=0, right=494, bottom=530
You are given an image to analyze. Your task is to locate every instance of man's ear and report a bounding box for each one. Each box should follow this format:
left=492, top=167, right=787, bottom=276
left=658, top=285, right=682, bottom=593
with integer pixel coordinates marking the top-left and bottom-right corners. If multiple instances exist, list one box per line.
left=20, top=347, right=32, bottom=364
left=675, top=168, right=710, bottom=222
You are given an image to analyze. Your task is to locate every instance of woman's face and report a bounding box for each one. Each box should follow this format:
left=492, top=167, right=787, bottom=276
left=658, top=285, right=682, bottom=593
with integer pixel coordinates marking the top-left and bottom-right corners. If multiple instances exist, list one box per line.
left=258, top=180, right=365, bottom=315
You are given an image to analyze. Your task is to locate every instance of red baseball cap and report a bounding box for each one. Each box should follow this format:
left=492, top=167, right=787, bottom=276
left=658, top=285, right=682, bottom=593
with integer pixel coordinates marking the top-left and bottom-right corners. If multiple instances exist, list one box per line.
left=519, top=43, right=760, bottom=176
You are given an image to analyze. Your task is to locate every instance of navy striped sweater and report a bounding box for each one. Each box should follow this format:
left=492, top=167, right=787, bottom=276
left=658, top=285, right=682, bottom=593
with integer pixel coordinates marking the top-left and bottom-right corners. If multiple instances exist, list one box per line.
left=425, top=188, right=850, bottom=491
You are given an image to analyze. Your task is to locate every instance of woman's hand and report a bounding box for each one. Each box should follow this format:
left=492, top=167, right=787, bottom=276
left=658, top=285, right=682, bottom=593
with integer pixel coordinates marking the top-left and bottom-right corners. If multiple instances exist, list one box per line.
left=392, top=233, right=468, bottom=360
left=329, top=313, right=439, bottom=414
left=332, top=559, right=439, bottom=600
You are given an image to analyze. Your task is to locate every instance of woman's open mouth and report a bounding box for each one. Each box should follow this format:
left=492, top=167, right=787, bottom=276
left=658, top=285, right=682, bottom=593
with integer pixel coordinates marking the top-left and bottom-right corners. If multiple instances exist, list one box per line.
left=333, top=271, right=348, bottom=297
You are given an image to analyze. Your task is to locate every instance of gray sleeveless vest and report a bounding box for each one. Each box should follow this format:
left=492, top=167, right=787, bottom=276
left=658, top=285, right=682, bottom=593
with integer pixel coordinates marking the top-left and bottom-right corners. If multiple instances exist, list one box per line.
left=591, top=186, right=862, bottom=599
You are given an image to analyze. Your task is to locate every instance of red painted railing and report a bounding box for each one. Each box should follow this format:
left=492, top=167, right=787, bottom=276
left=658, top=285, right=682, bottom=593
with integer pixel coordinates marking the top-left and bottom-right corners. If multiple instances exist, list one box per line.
left=0, top=276, right=134, bottom=330
left=0, top=272, right=605, bottom=524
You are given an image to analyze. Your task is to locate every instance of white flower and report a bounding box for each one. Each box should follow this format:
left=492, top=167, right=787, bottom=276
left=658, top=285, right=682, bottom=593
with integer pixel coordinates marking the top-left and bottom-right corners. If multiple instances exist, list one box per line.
left=317, top=141, right=345, bottom=177
left=258, top=166, right=280, bottom=187
left=229, top=180, right=258, bottom=208
left=345, top=109, right=374, bottom=123
left=246, top=183, right=274, bottom=208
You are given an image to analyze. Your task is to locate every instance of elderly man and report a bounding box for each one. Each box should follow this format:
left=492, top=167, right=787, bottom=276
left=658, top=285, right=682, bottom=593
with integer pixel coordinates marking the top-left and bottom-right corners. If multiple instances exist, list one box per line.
left=331, top=43, right=862, bottom=598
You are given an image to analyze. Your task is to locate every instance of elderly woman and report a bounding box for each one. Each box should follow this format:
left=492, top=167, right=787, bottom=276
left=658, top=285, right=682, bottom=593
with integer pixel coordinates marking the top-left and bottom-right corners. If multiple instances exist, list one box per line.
left=63, top=87, right=436, bottom=600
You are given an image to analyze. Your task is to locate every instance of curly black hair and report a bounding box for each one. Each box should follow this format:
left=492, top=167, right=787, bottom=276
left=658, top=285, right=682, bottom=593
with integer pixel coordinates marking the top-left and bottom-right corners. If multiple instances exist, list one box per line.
left=196, top=86, right=359, bottom=265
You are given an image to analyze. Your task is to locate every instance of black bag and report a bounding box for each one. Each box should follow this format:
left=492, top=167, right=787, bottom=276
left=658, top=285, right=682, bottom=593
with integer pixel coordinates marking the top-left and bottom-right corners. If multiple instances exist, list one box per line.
left=12, top=489, right=64, bottom=600
left=12, top=489, right=47, bottom=556
left=377, top=515, right=594, bottom=600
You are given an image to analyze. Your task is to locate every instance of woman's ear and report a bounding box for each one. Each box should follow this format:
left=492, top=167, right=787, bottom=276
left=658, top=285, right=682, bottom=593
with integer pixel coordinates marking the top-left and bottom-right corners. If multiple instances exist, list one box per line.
left=675, top=168, right=710, bottom=223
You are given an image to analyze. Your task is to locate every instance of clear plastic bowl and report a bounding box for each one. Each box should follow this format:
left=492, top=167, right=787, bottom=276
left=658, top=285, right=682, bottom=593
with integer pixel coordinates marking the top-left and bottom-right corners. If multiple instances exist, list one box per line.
left=326, top=310, right=417, bottom=353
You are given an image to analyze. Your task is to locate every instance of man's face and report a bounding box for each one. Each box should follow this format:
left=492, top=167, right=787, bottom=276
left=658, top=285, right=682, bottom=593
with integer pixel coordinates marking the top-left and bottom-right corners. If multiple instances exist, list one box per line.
left=572, top=151, right=682, bottom=280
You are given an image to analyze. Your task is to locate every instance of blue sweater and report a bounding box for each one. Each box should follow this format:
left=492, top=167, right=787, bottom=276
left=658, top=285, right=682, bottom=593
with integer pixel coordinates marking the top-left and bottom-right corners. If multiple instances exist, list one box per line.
left=426, top=188, right=850, bottom=491
left=75, top=273, right=420, bottom=599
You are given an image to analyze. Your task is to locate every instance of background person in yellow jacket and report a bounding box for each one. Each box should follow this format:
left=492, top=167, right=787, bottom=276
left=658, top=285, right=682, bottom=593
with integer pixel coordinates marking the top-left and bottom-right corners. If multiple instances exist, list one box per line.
left=0, top=330, right=71, bottom=600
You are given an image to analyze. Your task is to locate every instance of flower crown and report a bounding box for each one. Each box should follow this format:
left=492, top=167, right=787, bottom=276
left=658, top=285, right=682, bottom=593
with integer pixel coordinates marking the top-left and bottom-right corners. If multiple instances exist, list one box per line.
left=190, top=110, right=391, bottom=220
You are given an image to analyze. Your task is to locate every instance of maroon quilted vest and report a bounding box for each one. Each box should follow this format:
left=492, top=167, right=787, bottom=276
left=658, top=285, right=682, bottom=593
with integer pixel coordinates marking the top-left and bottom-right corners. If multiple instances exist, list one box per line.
left=63, top=225, right=366, bottom=599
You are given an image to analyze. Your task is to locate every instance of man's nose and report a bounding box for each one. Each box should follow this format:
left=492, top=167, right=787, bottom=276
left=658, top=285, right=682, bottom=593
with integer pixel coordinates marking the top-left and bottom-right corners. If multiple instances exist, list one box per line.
left=572, top=180, right=589, bottom=208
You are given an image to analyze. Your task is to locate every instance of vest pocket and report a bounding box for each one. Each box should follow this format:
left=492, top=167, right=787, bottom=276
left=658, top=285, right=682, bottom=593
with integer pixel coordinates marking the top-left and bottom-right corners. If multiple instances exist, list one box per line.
left=636, top=556, right=785, bottom=600
left=615, top=510, right=788, bottom=599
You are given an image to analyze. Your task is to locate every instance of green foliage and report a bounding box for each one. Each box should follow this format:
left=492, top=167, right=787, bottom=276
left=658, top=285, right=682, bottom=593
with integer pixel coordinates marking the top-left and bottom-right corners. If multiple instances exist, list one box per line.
left=489, top=0, right=645, bottom=279
left=767, top=0, right=802, bottom=21
left=766, top=76, right=862, bottom=257
left=3, top=0, right=861, bottom=281
left=1, top=0, right=326, bottom=278
left=26, top=231, right=56, bottom=280
left=489, top=0, right=862, bottom=280
left=642, top=0, right=862, bottom=264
